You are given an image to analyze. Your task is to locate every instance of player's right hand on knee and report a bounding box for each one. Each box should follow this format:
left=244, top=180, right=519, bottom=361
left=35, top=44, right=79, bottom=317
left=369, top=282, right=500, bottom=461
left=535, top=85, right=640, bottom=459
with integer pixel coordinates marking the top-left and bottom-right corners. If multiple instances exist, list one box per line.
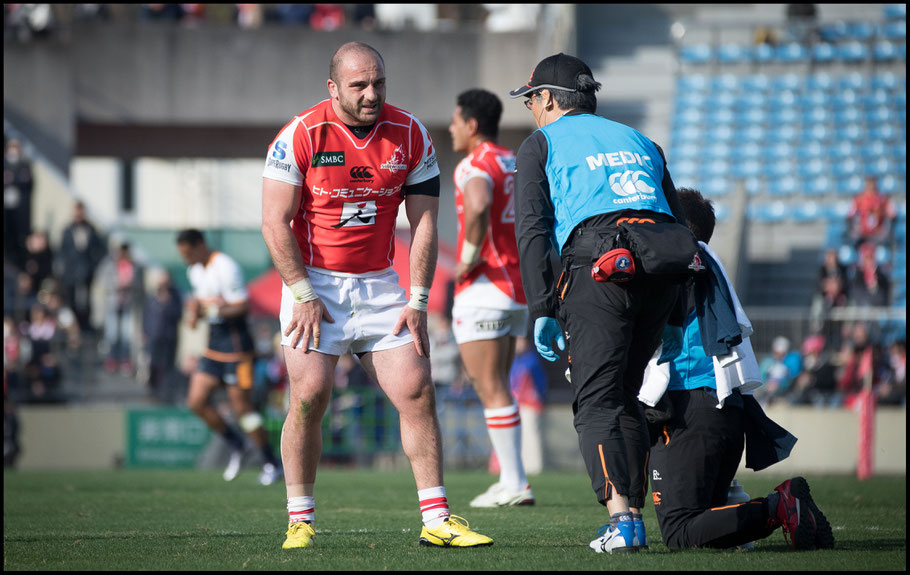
left=286, top=299, right=334, bottom=352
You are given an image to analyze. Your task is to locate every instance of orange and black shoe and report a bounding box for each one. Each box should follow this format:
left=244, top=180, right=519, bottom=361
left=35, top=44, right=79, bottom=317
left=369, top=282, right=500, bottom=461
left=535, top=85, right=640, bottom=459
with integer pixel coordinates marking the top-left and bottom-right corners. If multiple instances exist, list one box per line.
left=774, top=477, right=835, bottom=550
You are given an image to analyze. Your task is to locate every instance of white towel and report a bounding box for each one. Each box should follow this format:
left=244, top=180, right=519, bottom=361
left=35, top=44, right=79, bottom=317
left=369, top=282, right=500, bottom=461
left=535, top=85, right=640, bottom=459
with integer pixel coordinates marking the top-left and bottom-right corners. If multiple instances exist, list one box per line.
left=713, top=337, right=764, bottom=408
left=638, top=343, right=670, bottom=407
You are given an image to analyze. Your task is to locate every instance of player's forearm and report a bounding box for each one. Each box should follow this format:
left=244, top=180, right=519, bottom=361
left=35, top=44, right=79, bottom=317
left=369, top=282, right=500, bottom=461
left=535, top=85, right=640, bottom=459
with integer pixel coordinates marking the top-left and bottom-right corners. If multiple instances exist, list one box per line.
left=218, top=300, right=249, bottom=319
left=409, top=210, right=438, bottom=289
left=462, top=206, right=490, bottom=249
left=261, top=220, right=308, bottom=286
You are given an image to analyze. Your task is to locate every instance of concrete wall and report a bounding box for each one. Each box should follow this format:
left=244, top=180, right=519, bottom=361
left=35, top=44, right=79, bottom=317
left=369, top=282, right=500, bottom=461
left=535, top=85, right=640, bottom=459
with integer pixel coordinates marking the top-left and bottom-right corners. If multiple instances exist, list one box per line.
left=14, top=403, right=906, bottom=475
left=4, top=22, right=547, bottom=141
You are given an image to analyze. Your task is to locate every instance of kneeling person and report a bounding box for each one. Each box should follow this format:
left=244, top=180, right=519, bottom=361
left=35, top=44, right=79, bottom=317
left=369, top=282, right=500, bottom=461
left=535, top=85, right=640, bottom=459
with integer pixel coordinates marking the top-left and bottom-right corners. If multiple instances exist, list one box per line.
left=647, top=188, right=835, bottom=551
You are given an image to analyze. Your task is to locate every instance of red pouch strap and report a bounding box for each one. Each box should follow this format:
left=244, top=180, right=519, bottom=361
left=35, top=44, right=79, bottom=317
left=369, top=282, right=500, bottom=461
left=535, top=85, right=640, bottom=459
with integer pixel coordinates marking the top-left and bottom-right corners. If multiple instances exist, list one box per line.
left=592, top=248, right=636, bottom=283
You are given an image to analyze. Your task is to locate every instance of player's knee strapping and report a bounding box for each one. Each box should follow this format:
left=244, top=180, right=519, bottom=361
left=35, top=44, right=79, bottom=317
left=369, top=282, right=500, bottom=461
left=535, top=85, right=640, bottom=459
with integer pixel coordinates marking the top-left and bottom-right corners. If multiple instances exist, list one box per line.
left=239, top=411, right=264, bottom=433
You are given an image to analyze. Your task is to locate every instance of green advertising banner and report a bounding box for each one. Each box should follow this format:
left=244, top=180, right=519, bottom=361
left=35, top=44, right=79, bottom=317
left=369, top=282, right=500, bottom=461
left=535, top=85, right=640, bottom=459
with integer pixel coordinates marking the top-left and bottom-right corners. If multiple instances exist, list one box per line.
left=125, top=408, right=213, bottom=468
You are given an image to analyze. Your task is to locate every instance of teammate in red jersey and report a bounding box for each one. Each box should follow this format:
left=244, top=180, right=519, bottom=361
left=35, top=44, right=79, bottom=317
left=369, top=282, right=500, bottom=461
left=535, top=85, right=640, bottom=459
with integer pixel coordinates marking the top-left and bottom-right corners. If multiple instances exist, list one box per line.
left=261, top=42, right=492, bottom=550
left=448, top=89, right=534, bottom=508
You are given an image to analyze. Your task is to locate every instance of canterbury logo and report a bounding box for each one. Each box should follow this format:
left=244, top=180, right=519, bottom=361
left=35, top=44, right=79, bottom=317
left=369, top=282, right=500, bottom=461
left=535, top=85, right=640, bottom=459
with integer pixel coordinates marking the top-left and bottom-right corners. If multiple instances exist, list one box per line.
left=349, top=166, right=374, bottom=179
left=617, top=217, right=655, bottom=224
left=608, top=170, right=655, bottom=196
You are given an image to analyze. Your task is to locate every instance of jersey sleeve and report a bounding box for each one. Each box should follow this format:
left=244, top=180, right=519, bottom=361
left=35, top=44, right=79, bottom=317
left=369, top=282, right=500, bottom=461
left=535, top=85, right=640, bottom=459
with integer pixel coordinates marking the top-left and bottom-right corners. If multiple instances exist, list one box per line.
left=404, top=117, right=440, bottom=186
left=263, top=119, right=307, bottom=186
left=217, top=255, right=249, bottom=304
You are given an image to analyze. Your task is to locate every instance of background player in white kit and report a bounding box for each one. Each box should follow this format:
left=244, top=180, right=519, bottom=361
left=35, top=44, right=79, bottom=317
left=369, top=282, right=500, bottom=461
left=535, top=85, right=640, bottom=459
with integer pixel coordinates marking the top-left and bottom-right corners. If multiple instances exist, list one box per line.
left=176, top=229, right=283, bottom=486
left=448, top=89, right=534, bottom=508
left=261, top=42, right=492, bottom=550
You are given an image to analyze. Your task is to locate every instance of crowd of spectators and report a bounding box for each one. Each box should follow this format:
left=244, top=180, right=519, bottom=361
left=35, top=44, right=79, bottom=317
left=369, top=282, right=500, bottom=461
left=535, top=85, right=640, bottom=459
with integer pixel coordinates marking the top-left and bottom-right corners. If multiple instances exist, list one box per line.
left=754, top=327, right=905, bottom=409
left=4, top=4, right=539, bottom=40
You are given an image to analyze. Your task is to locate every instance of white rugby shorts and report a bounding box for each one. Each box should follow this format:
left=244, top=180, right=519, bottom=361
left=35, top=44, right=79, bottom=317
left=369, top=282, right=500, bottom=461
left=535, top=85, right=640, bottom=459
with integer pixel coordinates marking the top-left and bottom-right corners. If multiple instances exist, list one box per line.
left=451, top=276, right=529, bottom=345
left=280, top=267, right=413, bottom=355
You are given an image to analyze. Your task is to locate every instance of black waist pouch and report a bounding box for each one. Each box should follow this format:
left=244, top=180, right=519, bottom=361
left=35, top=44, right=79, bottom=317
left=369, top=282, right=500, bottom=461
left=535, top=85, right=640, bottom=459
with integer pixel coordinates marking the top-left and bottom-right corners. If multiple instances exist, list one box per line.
left=618, top=221, right=702, bottom=277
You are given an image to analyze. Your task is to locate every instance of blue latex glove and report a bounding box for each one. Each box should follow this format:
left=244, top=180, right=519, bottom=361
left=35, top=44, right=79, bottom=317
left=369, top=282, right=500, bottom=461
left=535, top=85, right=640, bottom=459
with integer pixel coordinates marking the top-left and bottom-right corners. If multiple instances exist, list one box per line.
left=658, top=324, right=683, bottom=365
left=534, top=317, right=565, bottom=362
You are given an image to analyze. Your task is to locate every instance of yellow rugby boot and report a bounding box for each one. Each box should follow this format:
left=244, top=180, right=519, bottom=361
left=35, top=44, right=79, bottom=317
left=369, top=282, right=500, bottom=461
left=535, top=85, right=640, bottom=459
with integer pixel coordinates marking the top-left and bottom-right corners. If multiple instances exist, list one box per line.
left=282, top=521, right=315, bottom=549
left=419, top=515, right=493, bottom=548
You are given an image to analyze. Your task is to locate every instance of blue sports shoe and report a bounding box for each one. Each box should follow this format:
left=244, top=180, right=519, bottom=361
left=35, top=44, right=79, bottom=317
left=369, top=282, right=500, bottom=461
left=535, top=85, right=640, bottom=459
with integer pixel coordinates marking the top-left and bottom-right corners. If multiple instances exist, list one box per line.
left=633, top=518, right=649, bottom=549
left=589, top=520, right=638, bottom=554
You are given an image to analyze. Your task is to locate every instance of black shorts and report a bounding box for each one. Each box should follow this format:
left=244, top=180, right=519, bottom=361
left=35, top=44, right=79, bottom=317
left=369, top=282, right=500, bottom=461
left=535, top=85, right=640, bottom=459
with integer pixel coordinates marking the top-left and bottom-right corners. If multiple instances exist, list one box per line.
left=197, top=354, right=254, bottom=389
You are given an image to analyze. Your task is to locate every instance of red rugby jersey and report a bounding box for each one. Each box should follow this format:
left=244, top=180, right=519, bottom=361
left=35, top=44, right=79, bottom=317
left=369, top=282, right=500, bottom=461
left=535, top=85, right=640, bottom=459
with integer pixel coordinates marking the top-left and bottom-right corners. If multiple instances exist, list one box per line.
left=453, top=141, right=525, bottom=304
left=263, top=99, right=439, bottom=273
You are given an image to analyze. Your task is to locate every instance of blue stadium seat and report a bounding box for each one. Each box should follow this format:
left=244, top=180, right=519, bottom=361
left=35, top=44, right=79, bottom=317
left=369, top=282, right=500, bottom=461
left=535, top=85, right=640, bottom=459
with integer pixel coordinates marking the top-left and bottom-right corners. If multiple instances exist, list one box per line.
left=718, top=44, right=750, bottom=64
left=837, top=244, right=856, bottom=266
left=678, top=75, right=709, bottom=92
left=832, top=89, right=860, bottom=107
left=709, top=124, right=736, bottom=142
left=803, top=124, right=831, bottom=142
left=675, top=91, right=707, bottom=110
left=706, top=142, right=732, bottom=160
left=713, top=202, right=730, bottom=221
left=874, top=40, right=900, bottom=61
left=848, top=21, right=877, bottom=40
left=770, top=107, right=800, bottom=125
left=703, top=161, right=731, bottom=179
left=744, top=178, right=763, bottom=196
left=707, top=107, right=735, bottom=125
left=797, top=90, right=827, bottom=108
left=760, top=201, right=789, bottom=222
left=678, top=108, right=705, bottom=125
left=738, top=108, right=767, bottom=125
left=833, top=107, right=862, bottom=124
left=837, top=41, right=869, bottom=62
left=803, top=107, right=831, bottom=124
left=740, top=141, right=762, bottom=160
left=895, top=92, right=906, bottom=109
left=806, top=73, right=835, bottom=92
left=793, top=201, right=824, bottom=222
left=712, top=74, right=740, bottom=93
left=882, top=19, right=906, bottom=39
left=776, top=42, right=808, bottom=62
left=830, top=140, right=857, bottom=160
left=738, top=125, right=765, bottom=143
left=771, top=176, right=799, bottom=196
left=870, top=72, right=899, bottom=91
left=671, top=125, right=702, bottom=145
left=836, top=174, right=864, bottom=196
left=735, top=91, right=767, bottom=111
left=776, top=124, right=799, bottom=142
left=884, top=3, right=907, bottom=19
left=877, top=174, right=902, bottom=194
left=838, top=73, right=867, bottom=91
left=768, top=142, right=796, bottom=160
left=732, top=159, right=762, bottom=179
left=875, top=245, right=892, bottom=265
left=806, top=175, right=834, bottom=196
left=863, top=89, right=891, bottom=108
left=753, top=43, right=774, bottom=63
left=707, top=91, right=737, bottom=109
left=773, top=74, right=803, bottom=92
left=819, top=21, right=848, bottom=42
left=681, top=44, right=713, bottom=64
left=797, top=141, right=825, bottom=162
left=799, top=158, right=828, bottom=179
left=741, top=74, right=771, bottom=92
left=866, top=106, right=895, bottom=123
left=868, top=157, right=894, bottom=177
left=833, top=158, right=861, bottom=178
left=768, top=160, right=797, bottom=179
left=870, top=123, right=900, bottom=142
left=834, top=123, right=864, bottom=142
left=861, top=141, right=889, bottom=160
left=701, top=178, right=730, bottom=197
left=812, top=42, right=837, bottom=62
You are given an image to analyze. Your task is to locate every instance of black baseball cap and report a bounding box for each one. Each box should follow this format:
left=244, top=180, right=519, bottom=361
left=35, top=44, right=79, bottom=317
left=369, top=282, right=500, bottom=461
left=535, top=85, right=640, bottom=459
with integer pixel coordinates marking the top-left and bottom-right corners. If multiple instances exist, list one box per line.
left=508, top=53, right=594, bottom=99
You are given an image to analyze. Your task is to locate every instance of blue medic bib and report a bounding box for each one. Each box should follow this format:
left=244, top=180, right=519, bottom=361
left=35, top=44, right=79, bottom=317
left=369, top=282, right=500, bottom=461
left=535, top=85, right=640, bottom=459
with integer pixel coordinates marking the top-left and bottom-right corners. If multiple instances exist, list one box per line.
left=539, top=114, right=675, bottom=253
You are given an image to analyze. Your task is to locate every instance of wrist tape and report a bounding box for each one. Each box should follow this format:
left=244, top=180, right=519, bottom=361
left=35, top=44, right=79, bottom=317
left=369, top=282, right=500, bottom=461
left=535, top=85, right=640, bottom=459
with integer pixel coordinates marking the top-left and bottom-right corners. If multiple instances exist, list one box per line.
left=460, top=240, right=480, bottom=265
left=407, top=286, right=430, bottom=312
left=288, top=278, right=318, bottom=303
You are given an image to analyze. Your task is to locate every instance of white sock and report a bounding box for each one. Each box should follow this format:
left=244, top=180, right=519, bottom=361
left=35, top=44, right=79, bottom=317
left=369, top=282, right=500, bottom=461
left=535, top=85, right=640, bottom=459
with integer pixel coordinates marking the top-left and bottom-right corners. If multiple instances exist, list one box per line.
left=484, top=403, right=527, bottom=491
left=418, top=486, right=450, bottom=529
left=287, top=496, right=314, bottom=524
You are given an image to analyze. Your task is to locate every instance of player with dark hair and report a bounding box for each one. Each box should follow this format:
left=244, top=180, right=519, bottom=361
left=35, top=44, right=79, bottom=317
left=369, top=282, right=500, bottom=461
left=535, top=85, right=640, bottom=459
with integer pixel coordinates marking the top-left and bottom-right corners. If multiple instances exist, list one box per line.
left=646, top=187, right=835, bottom=552
left=176, top=228, right=283, bottom=486
left=261, top=42, right=492, bottom=550
left=448, top=88, right=533, bottom=508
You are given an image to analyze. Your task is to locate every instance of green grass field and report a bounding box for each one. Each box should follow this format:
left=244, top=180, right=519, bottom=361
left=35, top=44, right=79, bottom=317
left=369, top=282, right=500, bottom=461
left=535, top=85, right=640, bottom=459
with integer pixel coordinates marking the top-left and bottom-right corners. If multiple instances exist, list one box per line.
left=3, top=469, right=905, bottom=571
